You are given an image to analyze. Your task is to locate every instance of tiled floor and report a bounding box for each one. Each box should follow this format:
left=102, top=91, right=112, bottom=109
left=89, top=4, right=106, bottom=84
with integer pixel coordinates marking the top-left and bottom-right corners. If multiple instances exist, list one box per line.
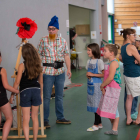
left=1, top=65, right=140, bottom=140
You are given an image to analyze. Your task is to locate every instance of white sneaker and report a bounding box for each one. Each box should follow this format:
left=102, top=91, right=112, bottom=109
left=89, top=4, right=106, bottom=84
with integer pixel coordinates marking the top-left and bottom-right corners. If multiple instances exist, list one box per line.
left=98, top=125, right=103, bottom=129
left=87, top=126, right=99, bottom=131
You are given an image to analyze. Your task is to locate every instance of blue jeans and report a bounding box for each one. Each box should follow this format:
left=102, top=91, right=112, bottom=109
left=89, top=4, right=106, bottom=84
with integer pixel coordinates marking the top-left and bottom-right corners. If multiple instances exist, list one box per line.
left=124, top=86, right=138, bottom=115
left=43, top=72, right=65, bottom=122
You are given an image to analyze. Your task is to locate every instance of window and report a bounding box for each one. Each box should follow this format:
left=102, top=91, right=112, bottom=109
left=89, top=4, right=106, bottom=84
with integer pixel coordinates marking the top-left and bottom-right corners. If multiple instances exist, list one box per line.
left=108, top=15, right=114, bottom=44
left=107, top=0, right=114, bottom=14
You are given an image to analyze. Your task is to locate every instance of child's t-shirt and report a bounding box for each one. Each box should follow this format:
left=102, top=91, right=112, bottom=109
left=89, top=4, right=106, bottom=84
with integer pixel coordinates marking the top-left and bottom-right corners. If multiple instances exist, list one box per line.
left=86, top=59, right=104, bottom=73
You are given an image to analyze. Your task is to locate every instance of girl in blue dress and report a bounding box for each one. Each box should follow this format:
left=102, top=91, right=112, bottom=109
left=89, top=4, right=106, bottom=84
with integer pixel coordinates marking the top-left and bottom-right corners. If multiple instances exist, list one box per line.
left=86, top=43, right=104, bottom=131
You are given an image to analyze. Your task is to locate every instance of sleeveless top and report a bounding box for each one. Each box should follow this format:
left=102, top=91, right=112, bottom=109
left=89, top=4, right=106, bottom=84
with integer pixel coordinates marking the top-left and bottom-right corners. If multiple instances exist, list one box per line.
left=121, top=43, right=140, bottom=77
left=108, top=59, right=121, bottom=85
left=19, top=65, right=40, bottom=92
left=0, top=67, right=6, bottom=94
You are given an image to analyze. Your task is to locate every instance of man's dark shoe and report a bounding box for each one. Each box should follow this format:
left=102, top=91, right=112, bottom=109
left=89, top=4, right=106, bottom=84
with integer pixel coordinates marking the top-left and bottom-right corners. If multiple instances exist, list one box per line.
left=44, top=121, right=51, bottom=128
left=56, top=118, right=71, bottom=124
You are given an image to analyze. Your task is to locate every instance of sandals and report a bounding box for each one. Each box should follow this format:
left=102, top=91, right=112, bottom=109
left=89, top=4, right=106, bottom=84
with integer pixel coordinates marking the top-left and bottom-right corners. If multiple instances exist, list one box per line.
left=126, top=121, right=134, bottom=125
left=87, top=126, right=99, bottom=131
left=133, top=121, right=140, bottom=126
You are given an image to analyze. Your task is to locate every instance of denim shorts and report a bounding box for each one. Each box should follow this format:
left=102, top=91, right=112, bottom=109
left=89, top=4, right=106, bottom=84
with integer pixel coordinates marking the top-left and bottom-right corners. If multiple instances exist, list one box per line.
left=20, top=88, right=41, bottom=107
left=116, top=108, right=119, bottom=118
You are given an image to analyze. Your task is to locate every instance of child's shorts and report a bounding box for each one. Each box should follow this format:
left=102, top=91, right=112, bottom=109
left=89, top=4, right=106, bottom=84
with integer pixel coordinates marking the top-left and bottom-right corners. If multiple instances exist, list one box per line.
left=20, top=88, right=41, bottom=107
left=116, top=108, right=119, bottom=118
left=0, top=94, right=8, bottom=107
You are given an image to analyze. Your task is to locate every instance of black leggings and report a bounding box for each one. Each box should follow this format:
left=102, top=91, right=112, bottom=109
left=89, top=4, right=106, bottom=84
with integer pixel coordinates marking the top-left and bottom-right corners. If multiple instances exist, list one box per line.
left=94, top=113, right=102, bottom=125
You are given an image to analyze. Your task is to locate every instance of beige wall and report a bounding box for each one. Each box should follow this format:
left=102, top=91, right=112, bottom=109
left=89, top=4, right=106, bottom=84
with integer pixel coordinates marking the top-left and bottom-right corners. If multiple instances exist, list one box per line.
left=69, top=5, right=90, bottom=67
left=102, top=0, right=108, bottom=42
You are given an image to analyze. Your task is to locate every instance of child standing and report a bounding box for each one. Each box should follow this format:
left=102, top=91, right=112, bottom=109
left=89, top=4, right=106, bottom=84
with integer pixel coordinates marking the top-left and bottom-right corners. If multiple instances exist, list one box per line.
left=10, top=43, right=43, bottom=140
left=97, top=44, right=121, bottom=135
left=0, top=51, right=19, bottom=140
left=86, top=43, right=104, bottom=131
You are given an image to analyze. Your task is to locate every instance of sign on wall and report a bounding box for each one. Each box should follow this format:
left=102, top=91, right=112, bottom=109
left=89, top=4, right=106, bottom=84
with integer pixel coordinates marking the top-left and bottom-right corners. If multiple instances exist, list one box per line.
left=91, top=31, right=96, bottom=39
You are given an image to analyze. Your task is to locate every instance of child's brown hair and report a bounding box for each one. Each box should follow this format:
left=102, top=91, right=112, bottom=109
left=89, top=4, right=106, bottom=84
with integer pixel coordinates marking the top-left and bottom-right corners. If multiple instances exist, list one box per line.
left=87, top=43, right=100, bottom=59
left=105, top=44, right=120, bottom=56
left=22, top=43, right=42, bottom=79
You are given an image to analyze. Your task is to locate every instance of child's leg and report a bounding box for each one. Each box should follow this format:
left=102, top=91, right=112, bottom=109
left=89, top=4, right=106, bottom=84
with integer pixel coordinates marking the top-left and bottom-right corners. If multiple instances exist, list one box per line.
left=21, top=107, right=30, bottom=140
left=94, top=113, right=102, bottom=127
left=1, top=102, right=13, bottom=140
left=109, top=119, right=114, bottom=124
left=9, top=94, right=14, bottom=104
left=31, top=106, right=39, bottom=140
left=105, top=118, right=119, bottom=135
left=112, top=117, right=119, bottom=131
left=105, top=108, right=119, bottom=135
left=94, top=113, right=100, bottom=127
left=87, top=113, right=101, bottom=131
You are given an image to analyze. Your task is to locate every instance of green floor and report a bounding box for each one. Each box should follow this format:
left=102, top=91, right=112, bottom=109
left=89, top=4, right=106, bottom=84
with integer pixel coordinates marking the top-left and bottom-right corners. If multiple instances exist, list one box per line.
left=1, top=66, right=140, bottom=140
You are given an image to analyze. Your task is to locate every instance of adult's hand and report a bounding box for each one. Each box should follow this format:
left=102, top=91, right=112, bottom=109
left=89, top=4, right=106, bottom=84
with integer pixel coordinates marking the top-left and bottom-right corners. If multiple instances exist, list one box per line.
left=67, top=69, right=72, bottom=79
left=135, top=59, right=139, bottom=64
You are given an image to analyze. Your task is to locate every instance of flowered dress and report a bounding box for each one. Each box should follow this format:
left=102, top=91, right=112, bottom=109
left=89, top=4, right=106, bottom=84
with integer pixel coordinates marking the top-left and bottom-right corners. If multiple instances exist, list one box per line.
left=97, top=59, right=121, bottom=119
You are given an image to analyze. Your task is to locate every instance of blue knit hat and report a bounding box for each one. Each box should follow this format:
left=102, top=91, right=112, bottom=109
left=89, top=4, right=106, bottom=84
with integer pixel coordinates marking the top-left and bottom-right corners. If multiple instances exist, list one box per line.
left=48, top=15, right=59, bottom=29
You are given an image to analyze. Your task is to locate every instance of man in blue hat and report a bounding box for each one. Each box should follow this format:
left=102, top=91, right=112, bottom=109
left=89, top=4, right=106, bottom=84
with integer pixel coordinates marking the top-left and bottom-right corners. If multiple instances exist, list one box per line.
left=37, top=15, right=71, bottom=128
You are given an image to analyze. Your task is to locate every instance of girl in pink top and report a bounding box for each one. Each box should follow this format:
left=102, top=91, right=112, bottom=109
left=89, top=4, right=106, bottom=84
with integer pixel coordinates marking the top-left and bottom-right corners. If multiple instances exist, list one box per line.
left=97, top=44, right=121, bottom=135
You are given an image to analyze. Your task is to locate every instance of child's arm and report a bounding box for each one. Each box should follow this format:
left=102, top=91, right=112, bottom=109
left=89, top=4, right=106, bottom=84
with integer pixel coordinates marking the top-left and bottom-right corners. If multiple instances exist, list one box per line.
left=100, top=61, right=119, bottom=90
left=13, top=63, right=24, bottom=90
left=9, top=63, right=24, bottom=104
left=38, top=72, right=43, bottom=103
left=86, top=70, right=104, bottom=78
left=1, top=68, right=19, bottom=94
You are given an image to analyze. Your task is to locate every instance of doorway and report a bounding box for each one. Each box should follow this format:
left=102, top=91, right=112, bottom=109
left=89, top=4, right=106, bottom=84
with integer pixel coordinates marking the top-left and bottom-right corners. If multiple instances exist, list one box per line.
left=69, top=5, right=91, bottom=67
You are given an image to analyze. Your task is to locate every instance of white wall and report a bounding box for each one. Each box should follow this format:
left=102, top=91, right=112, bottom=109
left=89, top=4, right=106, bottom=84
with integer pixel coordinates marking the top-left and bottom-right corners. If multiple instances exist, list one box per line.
left=0, top=0, right=108, bottom=100
left=69, top=0, right=96, bottom=10
left=69, top=5, right=90, bottom=67
left=107, top=0, right=114, bottom=14
left=0, top=0, right=70, bottom=100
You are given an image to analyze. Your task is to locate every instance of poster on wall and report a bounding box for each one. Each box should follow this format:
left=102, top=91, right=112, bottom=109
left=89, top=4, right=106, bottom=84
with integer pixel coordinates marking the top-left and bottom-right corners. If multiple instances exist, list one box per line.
left=91, top=31, right=96, bottom=39
left=116, top=28, right=123, bottom=35
left=118, top=24, right=122, bottom=29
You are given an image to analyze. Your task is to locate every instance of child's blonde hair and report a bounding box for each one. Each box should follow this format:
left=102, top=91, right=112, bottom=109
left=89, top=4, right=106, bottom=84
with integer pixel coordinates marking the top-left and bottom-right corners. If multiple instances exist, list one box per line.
left=105, top=44, right=120, bottom=56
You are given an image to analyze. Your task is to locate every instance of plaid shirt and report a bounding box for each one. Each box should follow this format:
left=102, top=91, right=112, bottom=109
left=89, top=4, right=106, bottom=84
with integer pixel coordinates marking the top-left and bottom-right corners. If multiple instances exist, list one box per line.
left=37, top=36, right=69, bottom=75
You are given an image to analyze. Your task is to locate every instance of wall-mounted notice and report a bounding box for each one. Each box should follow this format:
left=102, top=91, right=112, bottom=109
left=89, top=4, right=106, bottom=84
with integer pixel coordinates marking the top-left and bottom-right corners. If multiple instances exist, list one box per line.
left=91, top=31, right=96, bottom=39
left=118, top=24, right=122, bottom=29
